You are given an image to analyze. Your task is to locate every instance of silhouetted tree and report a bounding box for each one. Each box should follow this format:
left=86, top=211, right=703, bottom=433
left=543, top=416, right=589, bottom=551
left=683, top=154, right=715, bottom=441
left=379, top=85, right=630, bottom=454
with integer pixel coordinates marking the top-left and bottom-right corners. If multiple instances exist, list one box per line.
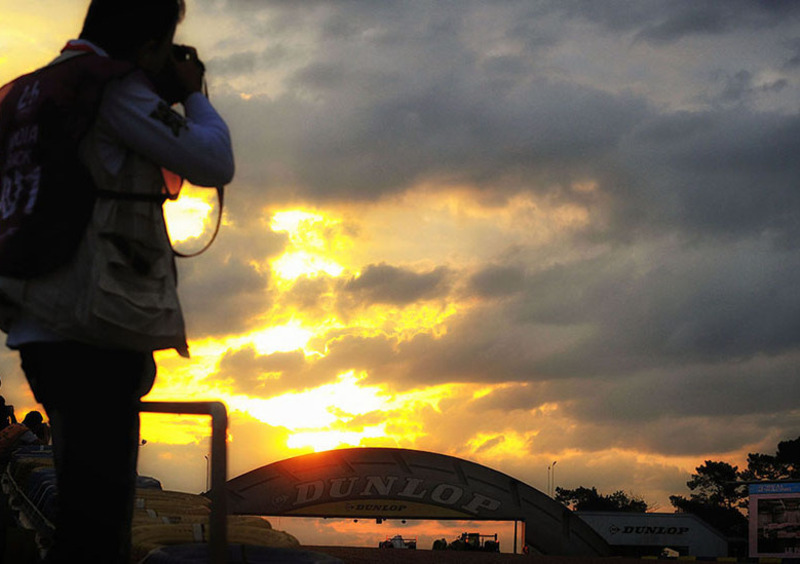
left=556, top=486, right=648, bottom=512
left=669, top=460, right=747, bottom=537
left=687, top=460, right=746, bottom=509
left=667, top=436, right=800, bottom=539
left=740, top=436, right=800, bottom=482
left=669, top=494, right=748, bottom=539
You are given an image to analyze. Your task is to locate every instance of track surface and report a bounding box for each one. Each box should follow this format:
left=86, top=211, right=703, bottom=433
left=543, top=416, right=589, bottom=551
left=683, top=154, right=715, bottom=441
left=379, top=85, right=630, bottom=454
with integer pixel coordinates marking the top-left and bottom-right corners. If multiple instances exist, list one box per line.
left=307, top=547, right=646, bottom=564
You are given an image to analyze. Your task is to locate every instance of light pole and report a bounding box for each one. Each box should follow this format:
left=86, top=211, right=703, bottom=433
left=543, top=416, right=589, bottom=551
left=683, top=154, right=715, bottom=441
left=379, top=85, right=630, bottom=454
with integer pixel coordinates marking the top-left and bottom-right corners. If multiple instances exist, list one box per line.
left=205, top=455, right=210, bottom=492
left=547, top=460, right=557, bottom=497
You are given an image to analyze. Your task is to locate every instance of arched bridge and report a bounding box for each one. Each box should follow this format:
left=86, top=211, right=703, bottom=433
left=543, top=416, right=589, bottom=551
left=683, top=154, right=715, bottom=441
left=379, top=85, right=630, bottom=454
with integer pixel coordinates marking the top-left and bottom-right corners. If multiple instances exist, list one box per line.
left=224, top=447, right=610, bottom=556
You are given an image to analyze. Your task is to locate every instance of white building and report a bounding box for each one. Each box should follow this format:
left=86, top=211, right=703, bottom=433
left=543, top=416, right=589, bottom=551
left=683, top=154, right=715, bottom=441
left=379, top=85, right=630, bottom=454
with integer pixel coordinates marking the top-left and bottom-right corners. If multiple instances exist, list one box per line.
left=577, top=511, right=729, bottom=558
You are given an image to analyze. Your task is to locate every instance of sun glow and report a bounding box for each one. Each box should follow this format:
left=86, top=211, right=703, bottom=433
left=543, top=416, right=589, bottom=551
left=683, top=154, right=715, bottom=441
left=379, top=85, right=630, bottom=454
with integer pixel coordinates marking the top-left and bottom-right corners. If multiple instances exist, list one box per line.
left=150, top=201, right=478, bottom=476
left=287, top=427, right=387, bottom=452
left=270, top=210, right=348, bottom=280
left=466, top=431, right=533, bottom=458
left=250, top=321, right=314, bottom=355
left=272, top=251, right=344, bottom=280
left=229, top=371, right=385, bottom=430
left=271, top=210, right=322, bottom=234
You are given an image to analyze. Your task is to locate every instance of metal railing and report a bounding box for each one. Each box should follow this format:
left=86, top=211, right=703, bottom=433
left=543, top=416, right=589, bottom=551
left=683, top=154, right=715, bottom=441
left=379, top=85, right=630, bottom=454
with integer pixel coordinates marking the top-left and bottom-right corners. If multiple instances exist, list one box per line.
left=140, top=401, right=228, bottom=564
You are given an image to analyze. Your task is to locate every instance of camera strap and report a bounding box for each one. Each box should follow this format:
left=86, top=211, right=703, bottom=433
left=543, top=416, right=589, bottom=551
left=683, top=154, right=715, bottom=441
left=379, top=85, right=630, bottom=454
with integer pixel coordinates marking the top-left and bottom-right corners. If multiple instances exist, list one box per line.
left=168, top=70, right=225, bottom=259
left=171, top=185, right=225, bottom=258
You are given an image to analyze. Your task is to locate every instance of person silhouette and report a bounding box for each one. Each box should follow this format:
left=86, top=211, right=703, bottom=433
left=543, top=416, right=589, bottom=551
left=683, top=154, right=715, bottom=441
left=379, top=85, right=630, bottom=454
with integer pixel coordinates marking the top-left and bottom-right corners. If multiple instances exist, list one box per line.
left=0, top=396, right=16, bottom=431
left=21, top=410, right=50, bottom=445
left=0, top=1, right=233, bottom=562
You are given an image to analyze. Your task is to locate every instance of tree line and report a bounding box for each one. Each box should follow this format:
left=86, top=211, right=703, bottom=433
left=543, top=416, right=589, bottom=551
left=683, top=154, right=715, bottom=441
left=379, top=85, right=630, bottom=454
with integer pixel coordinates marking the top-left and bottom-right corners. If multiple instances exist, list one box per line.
left=555, top=435, right=800, bottom=538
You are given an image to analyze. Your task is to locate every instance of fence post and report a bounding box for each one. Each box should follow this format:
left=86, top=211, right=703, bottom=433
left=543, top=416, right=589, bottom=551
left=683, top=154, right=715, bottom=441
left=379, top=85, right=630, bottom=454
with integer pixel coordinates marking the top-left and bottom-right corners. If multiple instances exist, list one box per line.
left=140, top=401, right=228, bottom=564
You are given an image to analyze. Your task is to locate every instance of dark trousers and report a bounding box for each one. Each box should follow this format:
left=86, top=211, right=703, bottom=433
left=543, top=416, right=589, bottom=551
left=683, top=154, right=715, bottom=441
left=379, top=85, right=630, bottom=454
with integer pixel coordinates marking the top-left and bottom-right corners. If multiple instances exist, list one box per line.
left=19, top=342, right=155, bottom=564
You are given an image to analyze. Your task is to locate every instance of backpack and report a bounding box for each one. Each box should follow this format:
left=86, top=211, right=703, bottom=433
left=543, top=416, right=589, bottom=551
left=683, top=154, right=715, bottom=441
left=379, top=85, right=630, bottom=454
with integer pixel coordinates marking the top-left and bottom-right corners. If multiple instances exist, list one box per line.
left=0, top=53, right=133, bottom=277
left=0, top=423, right=37, bottom=461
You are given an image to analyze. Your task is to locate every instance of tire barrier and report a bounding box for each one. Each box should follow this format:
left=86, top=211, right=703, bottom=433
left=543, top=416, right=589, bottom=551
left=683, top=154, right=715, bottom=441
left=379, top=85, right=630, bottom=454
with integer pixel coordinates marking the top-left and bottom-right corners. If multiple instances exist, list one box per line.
left=2, top=439, right=342, bottom=563
left=131, top=522, right=301, bottom=562
left=133, top=489, right=213, bottom=519
left=133, top=513, right=273, bottom=530
left=136, top=489, right=212, bottom=507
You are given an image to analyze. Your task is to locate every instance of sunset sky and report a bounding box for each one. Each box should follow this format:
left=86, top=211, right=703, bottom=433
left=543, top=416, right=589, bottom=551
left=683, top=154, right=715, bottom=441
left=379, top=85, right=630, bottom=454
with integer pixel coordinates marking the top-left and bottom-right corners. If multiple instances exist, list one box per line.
left=2, top=0, right=799, bottom=533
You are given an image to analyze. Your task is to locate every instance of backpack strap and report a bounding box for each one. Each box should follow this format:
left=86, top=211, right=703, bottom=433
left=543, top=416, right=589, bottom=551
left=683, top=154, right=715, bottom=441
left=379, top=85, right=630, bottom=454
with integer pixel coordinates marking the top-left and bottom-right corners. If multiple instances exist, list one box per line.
left=94, top=189, right=168, bottom=203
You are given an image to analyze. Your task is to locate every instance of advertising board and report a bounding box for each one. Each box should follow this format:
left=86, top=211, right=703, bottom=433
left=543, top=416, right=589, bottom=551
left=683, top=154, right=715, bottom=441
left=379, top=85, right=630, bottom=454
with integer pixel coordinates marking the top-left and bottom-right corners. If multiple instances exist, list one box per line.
left=749, top=482, right=800, bottom=558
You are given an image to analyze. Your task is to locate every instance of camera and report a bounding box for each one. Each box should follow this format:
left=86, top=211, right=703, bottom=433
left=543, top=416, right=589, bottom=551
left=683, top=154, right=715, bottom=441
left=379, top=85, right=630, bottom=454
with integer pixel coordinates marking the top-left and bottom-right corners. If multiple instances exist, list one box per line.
left=153, top=44, right=206, bottom=105
left=172, top=45, right=205, bottom=73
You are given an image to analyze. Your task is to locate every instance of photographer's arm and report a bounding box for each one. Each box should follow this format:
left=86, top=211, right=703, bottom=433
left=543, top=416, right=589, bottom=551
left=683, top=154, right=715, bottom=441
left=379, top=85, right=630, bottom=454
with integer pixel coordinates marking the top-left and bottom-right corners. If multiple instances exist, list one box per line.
left=97, top=72, right=234, bottom=187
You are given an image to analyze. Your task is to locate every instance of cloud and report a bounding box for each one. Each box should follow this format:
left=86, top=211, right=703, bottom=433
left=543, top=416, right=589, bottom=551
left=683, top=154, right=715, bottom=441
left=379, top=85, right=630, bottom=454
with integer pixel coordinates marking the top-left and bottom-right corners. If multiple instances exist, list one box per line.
left=549, top=0, right=800, bottom=43
left=468, top=264, right=527, bottom=298
left=176, top=214, right=286, bottom=337
left=342, top=263, right=451, bottom=306
left=217, top=345, right=308, bottom=395
left=618, top=110, right=800, bottom=242
left=525, top=239, right=800, bottom=375
left=199, top=1, right=651, bottom=205
left=206, top=0, right=800, bottom=255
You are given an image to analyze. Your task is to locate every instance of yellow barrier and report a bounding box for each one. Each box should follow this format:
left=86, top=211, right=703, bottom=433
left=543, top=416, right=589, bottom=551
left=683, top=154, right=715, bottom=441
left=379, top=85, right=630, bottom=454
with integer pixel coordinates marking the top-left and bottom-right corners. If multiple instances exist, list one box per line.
left=131, top=522, right=299, bottom=563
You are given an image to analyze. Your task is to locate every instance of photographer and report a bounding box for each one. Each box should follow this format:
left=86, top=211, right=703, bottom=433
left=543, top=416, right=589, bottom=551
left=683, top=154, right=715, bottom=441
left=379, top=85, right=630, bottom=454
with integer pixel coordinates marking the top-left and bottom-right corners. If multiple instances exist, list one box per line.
left=0, top=1, right=233, bottom=562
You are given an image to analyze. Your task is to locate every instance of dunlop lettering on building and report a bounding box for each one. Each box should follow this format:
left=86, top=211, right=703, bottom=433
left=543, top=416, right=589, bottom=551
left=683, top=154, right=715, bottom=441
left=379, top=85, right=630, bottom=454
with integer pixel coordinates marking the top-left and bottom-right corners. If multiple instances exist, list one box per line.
left=223, top=447, right=611, bottom=557
left=578, top=511, right=729, bottom=558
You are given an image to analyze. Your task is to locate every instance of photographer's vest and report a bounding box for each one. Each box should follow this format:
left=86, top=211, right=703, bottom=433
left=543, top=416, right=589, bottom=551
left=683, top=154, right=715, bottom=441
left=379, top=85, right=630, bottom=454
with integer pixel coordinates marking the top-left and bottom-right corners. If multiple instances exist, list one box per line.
left=0, top=47, right=133, bottom=277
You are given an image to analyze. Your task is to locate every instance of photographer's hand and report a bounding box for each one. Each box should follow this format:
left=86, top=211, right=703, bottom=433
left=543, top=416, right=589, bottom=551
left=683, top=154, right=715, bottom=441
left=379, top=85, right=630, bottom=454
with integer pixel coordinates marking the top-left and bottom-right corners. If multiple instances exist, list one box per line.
left=173, top=46, right=205, bottom=101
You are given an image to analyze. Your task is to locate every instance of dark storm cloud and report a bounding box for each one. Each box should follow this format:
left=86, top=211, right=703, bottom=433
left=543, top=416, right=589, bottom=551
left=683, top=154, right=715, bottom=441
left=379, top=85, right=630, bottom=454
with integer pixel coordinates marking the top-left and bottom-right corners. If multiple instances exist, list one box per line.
left=618, top=110, right=800, bottom=242
left=714, top=70, right=788, bottom=106
left=549, top=0, right=800, bottom=42
left=342, top=263, right=450, bottom=305
left=205, top=0, right=650, bottom=202
left=786, top=39, right=800, bottom=69
left=568, top=357, right=800, bottom=424
left=511, top=240, right=800, bottom=374
left=207, top=0, right=800, bottom=252
left=468, top=264, right=527, bottom=298
left=527, top=412, right=782, bottom=458
left=221, top=70, right=648, bottom=201
left=465, top=373, right=800, bottom=458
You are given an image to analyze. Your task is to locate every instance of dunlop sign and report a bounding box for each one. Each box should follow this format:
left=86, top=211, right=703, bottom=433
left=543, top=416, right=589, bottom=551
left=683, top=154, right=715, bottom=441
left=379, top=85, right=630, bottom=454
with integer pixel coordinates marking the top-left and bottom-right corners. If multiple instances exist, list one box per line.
left=285, top=475, right=502, bottom=518
left=223, top=447, right=612, bottom=557
left=609, top=524, right=690, bottom=536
